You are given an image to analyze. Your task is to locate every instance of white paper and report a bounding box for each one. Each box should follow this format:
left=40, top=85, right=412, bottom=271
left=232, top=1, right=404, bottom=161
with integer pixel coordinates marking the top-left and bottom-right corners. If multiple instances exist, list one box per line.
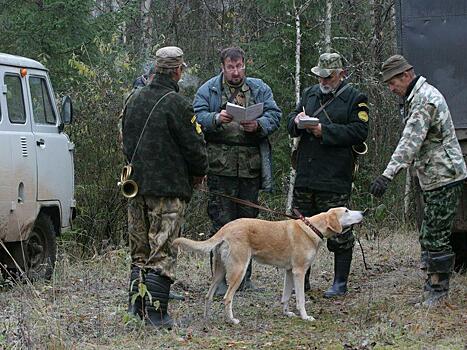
left=226, top=102, right=264, bottom=122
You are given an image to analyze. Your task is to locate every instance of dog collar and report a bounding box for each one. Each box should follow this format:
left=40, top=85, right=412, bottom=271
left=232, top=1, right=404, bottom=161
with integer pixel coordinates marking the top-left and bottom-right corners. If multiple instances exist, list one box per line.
left=293, top=209, right=324, bottom=240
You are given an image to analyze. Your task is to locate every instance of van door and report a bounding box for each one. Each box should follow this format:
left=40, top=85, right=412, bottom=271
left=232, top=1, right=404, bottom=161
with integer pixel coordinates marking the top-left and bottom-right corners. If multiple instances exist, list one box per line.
left=27, top=72, right=74, bottom=228
left=1, top=71, right=38, bottom=242
left=0, top=75, right=13, bottom=240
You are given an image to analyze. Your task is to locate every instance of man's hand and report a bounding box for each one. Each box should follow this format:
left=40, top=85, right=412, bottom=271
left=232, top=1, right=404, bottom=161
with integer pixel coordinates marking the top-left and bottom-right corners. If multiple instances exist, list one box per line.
left=306, top=124, right=322, bottom=137
left=294, top=112, right=322, bottom=137
left=294, top=111, right=306, bottom=125
left=240, top=120, right=259, bottom=132
left=370, top=175, right=391, bottom=198
left=217, top=110, right=233, bottom=124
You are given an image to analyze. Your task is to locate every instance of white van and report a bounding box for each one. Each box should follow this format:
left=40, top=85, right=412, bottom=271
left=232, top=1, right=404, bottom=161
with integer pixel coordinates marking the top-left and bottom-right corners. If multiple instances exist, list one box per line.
left=0, top=53, right=75, bottom=280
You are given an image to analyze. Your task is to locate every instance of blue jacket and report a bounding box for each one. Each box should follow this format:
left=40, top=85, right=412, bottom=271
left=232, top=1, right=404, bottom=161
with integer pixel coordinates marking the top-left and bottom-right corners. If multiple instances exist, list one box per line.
left=193, top=73, right=281, bottom=191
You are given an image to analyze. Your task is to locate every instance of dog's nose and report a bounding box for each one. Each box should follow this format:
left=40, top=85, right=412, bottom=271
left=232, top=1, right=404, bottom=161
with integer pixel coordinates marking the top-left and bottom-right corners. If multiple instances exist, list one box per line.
left=362, top=208, right=371, bottom=217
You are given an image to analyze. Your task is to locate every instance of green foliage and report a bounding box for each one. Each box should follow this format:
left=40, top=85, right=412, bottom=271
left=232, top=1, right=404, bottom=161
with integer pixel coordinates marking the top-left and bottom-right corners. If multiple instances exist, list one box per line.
left=0, top=0, right=95, bottom=90
left=65, top=40, right=139, bottom=254
left=0, top=0, right=415, bottom=249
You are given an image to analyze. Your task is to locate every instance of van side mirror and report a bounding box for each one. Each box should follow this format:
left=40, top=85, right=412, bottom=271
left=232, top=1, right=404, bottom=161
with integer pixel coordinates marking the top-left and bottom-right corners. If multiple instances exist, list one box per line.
left=61, top=96, right=73, bottom=125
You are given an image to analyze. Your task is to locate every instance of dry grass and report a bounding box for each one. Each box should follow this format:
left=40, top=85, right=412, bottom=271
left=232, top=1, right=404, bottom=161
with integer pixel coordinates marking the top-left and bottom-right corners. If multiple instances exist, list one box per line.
left=1, top=228, right=466, bottom=349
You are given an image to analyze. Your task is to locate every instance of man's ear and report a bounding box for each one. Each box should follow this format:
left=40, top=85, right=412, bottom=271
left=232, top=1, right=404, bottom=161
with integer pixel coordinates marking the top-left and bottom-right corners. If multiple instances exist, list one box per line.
left=327, top=212, right=343, bottom=233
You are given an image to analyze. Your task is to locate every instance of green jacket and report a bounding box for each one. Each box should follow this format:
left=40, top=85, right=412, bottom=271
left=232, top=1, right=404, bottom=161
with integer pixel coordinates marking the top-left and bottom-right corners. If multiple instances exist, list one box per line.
left=288, top=82, right=369, bottom=194
left=122, top=73, right=208, bottom=201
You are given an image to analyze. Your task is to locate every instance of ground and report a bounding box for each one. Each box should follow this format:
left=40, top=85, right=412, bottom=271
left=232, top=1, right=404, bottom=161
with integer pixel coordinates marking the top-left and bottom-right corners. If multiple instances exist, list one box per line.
left=0, top=229, right=466, bottom=349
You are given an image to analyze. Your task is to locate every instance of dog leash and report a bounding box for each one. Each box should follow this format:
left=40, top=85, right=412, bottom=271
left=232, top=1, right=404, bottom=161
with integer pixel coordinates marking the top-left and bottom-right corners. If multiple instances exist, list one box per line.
left=292, top=208, right=324, bottom=240
left=198, top=188, right=324, bottom=240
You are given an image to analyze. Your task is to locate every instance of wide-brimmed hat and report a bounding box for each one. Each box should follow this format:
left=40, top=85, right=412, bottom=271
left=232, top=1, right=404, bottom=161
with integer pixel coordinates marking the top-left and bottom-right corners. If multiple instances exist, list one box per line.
left=155, top=46, right=187, bottom=69
left=381, top=54, right=413, bottom=82
left=311, top=53, right=343, bottom=78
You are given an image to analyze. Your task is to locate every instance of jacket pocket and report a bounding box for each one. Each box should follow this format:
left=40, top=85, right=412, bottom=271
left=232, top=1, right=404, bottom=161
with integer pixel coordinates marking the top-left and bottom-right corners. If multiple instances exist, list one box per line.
left=207, top=143, right=228, bottom=172
left=247, top=147, right=261, bottom=172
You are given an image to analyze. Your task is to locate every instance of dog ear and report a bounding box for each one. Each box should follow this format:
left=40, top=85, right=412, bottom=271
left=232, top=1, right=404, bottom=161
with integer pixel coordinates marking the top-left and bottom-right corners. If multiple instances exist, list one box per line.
left=327, top=212, right=343, bottom=233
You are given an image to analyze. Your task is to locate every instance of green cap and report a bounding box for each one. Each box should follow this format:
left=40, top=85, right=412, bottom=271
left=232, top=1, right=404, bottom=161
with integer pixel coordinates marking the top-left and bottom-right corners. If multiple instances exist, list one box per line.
left=381, top=54, right=413, bottom=82
left=311, top=53, right=343, bottom=78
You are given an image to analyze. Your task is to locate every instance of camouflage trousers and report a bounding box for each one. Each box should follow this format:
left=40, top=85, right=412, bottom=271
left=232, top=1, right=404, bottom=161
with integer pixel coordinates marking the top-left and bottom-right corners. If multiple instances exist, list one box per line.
left=420, top=182, right=463, bottom=252
left=293, top=188, right=354, bottom=252
left=207, top=175, right=260, bottom=235
left=128, top=195, right=187, bottom=282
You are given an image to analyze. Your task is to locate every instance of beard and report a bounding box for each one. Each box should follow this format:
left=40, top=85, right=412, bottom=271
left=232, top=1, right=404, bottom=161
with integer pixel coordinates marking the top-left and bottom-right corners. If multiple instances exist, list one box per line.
left=319, top=83, right=333, bottom=94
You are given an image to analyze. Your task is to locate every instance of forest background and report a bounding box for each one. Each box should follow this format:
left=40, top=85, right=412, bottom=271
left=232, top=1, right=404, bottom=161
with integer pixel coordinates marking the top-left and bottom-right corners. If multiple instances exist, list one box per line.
left=3, top=2, right=467, bottom=349
left=0, top=0, right=405, bottom=254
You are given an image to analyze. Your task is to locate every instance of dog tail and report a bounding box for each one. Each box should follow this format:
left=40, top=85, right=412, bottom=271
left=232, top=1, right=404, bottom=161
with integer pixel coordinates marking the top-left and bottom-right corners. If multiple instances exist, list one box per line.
left=173, top=235, right=222, bottom=255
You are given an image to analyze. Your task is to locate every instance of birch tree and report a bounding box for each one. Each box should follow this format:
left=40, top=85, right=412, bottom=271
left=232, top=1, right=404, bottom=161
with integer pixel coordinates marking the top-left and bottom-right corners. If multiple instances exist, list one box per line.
left=324, top=0, right=332, bottom=52
left=286, top=0, right=313, bottom=214
left=140, top=0, right=153, bottom=59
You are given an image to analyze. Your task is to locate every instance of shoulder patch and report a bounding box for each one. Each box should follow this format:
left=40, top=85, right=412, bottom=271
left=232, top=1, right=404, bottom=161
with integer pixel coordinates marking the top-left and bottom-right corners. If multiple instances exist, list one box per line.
left=192, top=115, right=202, bottom=134
left=358, top=102, right=368, bottom=108
left=358, top=111, right=368, bottom=122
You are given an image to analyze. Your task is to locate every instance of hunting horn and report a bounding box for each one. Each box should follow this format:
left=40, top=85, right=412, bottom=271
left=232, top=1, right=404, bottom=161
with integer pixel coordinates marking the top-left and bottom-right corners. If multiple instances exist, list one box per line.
left=118, top=164, right=138, bottom=198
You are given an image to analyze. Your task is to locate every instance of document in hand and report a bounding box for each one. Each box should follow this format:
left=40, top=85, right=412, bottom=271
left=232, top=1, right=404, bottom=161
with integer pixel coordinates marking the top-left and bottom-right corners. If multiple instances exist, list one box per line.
left=226, top=102, right=264, bottom=122
left=297, top=115, right=319, bottom=129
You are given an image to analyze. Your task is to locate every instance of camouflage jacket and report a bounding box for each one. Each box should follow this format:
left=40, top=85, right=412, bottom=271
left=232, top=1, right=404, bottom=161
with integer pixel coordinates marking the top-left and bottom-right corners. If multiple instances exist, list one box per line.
left=288, top=82, right=369, bottom=194
left=383, top=76, right=467, bottom=190
left=122, top=73, right=208, bottom=201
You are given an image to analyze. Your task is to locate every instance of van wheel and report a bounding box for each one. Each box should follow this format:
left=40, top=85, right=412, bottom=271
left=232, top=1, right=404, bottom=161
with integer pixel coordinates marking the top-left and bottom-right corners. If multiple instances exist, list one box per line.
left=26, top=214, right=56, bottom=280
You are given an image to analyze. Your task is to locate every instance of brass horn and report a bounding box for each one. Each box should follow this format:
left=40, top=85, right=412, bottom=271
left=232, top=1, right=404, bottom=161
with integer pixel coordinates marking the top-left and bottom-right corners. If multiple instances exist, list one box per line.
left=352, top=142, right=368, bottom=155
left=118, top=164, right=138, bottom=198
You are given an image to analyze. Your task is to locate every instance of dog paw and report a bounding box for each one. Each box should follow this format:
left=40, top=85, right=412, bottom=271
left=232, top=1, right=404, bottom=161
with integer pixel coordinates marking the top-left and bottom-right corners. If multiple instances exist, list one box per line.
left=302, top=315, right=316, bottom=322
left=285, top=311, right=296, bottom=318
left=229, top=318, right=240, bottom=325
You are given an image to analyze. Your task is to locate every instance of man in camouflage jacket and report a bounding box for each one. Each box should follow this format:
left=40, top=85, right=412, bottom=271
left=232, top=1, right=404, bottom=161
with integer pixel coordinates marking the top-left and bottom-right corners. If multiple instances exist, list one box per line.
left=193, top=47, right=281, bottom=294
left=122, top=46, right=208, bottom=327
left=370, top=54, right=467, bottom=306
left=288, top=53, right=369, bottom=298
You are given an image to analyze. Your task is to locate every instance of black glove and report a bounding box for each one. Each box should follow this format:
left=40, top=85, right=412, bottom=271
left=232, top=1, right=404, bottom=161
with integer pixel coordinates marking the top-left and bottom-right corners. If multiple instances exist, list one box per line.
left=370, top=175, right=390, bottom=198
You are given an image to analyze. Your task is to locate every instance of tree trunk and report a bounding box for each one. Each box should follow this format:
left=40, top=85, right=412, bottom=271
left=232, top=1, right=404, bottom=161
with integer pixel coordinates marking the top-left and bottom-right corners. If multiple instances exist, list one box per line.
left=140, top=0, right=153, bottom=59
left=286, top=0, right=312, bottom=214
left=324, top=0, right=332, bottom=52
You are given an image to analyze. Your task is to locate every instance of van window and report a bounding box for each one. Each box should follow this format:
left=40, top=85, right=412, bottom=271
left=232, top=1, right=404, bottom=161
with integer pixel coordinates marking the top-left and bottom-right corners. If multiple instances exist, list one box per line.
left=5, top=75, right=26, bottom=124
left=30, top=76, right=56, bottom=125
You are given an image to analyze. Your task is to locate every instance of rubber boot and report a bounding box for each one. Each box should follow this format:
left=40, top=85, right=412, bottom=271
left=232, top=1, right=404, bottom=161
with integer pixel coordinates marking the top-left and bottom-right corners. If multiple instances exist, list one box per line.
left=324, top=248, right=353, bottom=298
left=304, top=267, right=311, bottom=292
left=144, top=270, right=174, bottom=328
left=422, top=251, right=455, bottom=307
left=128, top=266, right=144, bottom=318
left=420, top=250, right=428, bottom=271
left=210, top=251, right=228, bottom=296
left=239, top=261, right=259, bottom=292
left=451, top=232, right=467, bottom=273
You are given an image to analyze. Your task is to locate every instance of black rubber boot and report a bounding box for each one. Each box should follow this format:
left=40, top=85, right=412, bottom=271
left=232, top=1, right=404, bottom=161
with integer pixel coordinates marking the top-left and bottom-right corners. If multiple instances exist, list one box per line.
left=324, top=248, right=353, bottom=298
left=144, top=270, right=174, bottom=328
left=304, top=267, right=311, bottom=292
left=422, top=251, right=455, bottom=307
left=451, top=232, right=467, bottom=273
left=420, top=250, right=428, bottom=271
left=128, top=266, right=145, bottom=318
left=210, top=251, right=228, bottom=296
